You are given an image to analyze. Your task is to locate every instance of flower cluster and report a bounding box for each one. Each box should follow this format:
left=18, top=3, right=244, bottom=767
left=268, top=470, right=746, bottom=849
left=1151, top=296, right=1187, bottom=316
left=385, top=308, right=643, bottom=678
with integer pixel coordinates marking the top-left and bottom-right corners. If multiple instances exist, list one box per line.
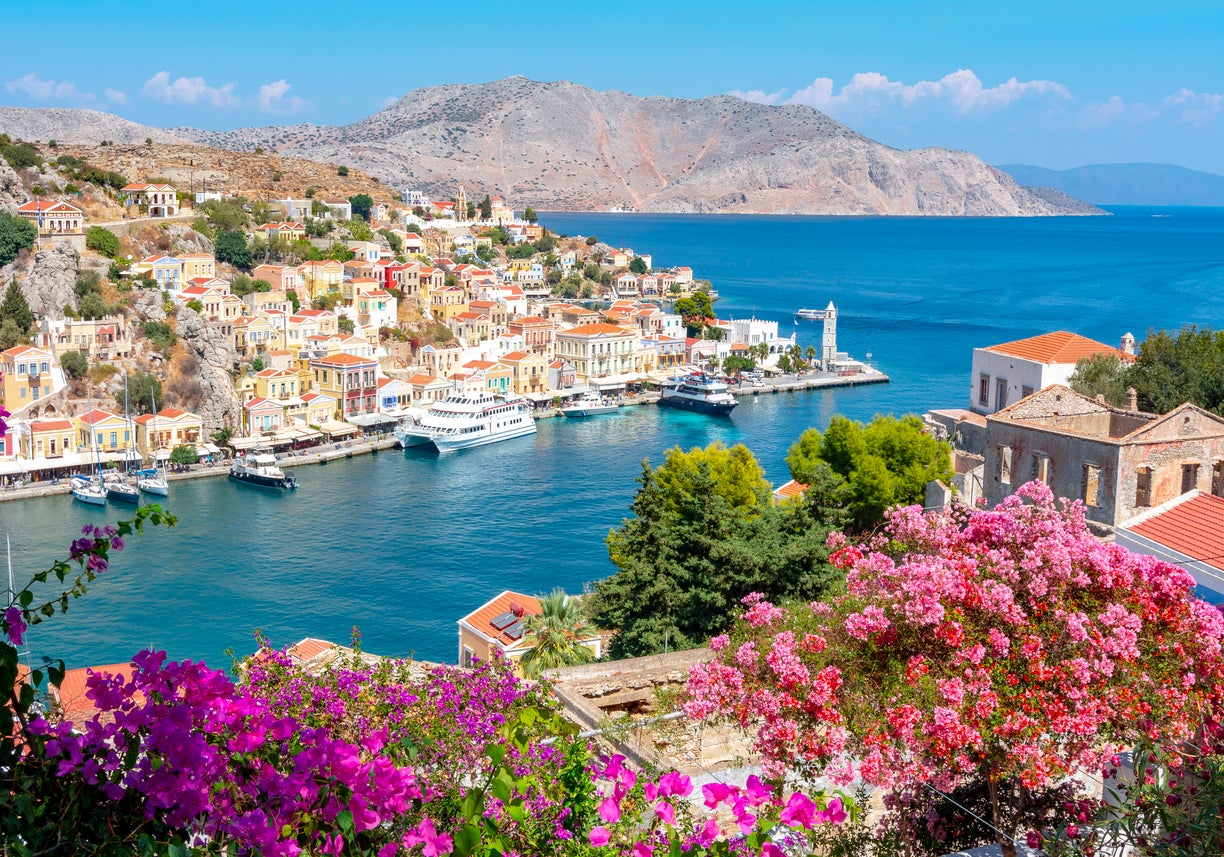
left=686, top=481, right=1224, bottom=844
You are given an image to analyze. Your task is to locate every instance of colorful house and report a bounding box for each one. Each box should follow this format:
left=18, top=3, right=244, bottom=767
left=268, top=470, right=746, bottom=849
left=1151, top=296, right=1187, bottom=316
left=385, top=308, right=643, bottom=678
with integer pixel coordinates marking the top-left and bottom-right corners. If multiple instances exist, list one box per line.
left=310, top=353, right=379, bottom=419
left=16, top=199, right=84, bottom=235
left=1, top=345, right=56, bottom=411
left=180, top=254, right=217, bottom=280
left=121, top=183, right=178, bottom=217
left=499, top=350, right=548, bottom=395
left=76, top=409, right=136, bottom=455
left=555, top=323, right=640, bottom=382
left=25, top=418, right=78, bottom=459
left=133, top=255, right=183, bottom=289
left=133, top=407, right=203, bottom=459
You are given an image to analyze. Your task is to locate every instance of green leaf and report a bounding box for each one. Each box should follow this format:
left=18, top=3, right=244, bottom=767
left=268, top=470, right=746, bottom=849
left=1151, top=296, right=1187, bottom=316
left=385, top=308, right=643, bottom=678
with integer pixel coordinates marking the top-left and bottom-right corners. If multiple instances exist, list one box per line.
left=453, top=823, right=481, bottom=857
left=485, top=743, right=507, bottom=765
left=490, top=773, right=511, bottom=803
left=18, top=590, right=32, bottom=607
left=337, top=810, right=354, bottom=833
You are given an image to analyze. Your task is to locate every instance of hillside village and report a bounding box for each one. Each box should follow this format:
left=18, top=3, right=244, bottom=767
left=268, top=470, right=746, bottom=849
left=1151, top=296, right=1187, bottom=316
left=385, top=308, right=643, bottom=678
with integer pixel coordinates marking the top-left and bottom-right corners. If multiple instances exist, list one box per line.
left=0, top=137, right=808, bottom=477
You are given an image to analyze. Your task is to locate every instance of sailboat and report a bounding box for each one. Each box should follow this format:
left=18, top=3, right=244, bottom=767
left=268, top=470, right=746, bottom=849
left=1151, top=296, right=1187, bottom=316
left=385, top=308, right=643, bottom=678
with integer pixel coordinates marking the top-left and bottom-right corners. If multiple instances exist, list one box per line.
left=105, top=375, right=141, bottom=505
left=136, top=392, right=169, bottom=497
left=72, top=386, right=108, bottom=506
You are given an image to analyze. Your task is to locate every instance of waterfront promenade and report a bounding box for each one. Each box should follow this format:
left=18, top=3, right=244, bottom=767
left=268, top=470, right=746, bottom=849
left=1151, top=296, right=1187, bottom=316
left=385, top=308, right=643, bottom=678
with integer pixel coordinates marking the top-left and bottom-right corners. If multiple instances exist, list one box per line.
left=0, top=368, right=887, bottom=503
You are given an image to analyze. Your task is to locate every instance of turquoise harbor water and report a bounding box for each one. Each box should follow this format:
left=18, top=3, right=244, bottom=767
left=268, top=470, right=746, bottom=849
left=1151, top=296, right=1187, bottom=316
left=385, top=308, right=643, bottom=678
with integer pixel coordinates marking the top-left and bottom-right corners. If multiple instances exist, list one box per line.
left=5, top=207, right=1224, bottom=669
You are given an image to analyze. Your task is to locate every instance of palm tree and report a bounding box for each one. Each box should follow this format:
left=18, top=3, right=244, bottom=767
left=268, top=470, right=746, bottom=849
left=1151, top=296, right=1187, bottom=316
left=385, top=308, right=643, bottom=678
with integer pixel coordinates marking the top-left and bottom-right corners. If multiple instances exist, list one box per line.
left=806, top=345, right=816, bottom=366
left=519, top=589, right=596, bottom=678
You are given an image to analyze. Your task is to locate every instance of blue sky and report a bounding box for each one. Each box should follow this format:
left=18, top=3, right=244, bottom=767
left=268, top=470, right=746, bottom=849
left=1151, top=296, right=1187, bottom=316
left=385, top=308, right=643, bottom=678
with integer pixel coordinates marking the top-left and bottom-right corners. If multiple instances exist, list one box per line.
left=3, top=0, right=1222, bottom=172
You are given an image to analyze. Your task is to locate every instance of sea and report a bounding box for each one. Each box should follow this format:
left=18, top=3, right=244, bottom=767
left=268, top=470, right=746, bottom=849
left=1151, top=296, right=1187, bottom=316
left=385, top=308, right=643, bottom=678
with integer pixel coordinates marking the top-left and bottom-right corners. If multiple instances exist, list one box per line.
left=5, top=207, right=1223, bottom=670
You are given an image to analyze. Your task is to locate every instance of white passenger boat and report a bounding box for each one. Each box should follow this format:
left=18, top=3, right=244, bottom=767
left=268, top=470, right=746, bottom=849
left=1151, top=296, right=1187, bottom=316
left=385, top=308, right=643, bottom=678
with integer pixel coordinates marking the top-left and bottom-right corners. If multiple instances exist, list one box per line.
left=560, top=392, right=619, bottom=418
left=394, top=390, right=537, bottom=452
left=229, top=448, right=298, bottom=491
left=658, top=372, right=739, bottom=415
left=795, top=308, right=829, bottom=320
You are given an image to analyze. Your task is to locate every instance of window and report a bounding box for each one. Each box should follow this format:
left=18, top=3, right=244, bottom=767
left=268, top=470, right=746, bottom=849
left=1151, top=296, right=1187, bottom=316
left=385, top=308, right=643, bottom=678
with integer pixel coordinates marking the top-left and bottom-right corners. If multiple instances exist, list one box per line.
left=1181, top=463, right=1200, bottom=494
left=1021, top=385, right=1034, bottom=399
left=1213, top=461, right=1224, bottom=497
left=997, top=445, right=1012, bottom=486
left=1032, top=454, right=1051, bottom=484
left=995, top=378, right=1008, bottom=412
left=1082, top=464, right=1100, bottom=507
left=1135, top=467, right=1152, bottom=507
left=108, top=432, right=117, bottom=448
left=978, top=374, right=990, bottom=406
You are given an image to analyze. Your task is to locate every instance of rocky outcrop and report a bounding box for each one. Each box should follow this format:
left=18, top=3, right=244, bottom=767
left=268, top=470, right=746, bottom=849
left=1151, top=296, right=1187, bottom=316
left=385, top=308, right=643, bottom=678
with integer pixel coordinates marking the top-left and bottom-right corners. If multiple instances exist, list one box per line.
left=0, top=158, right=28, bottom=215
left=173, top=307, right=242, bottom=432
left=129, top=288, right=167, bottom=322
left=167, top=223, right=214, bottom=257
left=0, top=107, right=182, bottom=145
left=18, top=245, right=78, bottom=319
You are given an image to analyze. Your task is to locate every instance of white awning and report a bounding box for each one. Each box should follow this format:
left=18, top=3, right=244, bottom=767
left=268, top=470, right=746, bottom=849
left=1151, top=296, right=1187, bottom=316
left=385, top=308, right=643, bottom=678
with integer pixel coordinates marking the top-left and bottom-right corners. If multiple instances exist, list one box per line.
left=319, top=420, right=358, bottom=437
left=229, top=436, right=267, bottom=450
left=3, top=452, right=94, bottom=473
left=347, top=413, right=398, bottom=427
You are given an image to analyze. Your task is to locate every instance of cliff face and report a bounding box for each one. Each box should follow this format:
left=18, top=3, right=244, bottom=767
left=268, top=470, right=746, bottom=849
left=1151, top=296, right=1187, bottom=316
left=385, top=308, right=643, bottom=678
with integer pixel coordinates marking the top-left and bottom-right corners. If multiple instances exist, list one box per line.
left=2, top=78, right=1102, bottom=216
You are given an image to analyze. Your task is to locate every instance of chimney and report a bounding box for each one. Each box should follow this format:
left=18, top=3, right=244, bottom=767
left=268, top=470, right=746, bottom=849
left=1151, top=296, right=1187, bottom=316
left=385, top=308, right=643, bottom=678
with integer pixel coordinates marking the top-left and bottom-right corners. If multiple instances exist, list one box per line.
left=1121, top=332, right=1135, bottom=356
left=1125, top=387, right=1138, bottom=411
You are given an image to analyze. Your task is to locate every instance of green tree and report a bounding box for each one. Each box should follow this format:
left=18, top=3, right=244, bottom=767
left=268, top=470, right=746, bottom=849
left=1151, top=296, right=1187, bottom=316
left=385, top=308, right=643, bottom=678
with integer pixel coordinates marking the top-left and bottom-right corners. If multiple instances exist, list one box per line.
left=479, top=195, right=492, bottom=220
left=336, top=165, right=349, bottom=176
left=337, top=316, right=355, bottom=334
left=629, top=256, right=648, bottom=275
left=722, top=354, right=756, bottom=375
left=75, top=270, right=103, bottom=299
left=346, top=218, right=373, bottom=242
left=59, top=349, right=89, bottom=380
left=777, top=354, right=793, bottom=374
left=126, top=372, right=163, bottom=415
left=0, top=318, right=24, bottom=349
left=198, top=199, right=249, bottom=232
left=1068, top=353, right=1132, bottom=407
left=1127, top=326, right=1224, bottom=415
left=583, top=262, right=600, bottom=281
left=0, top=280, right=34, bottom=335
left=169, top=444, right=199, bottom=467
left=251, top=356, right=265, bottom=373
left=592, top=443, right=843, bottom=657
left=523, top=206, right=538, bottom=223
left=85, top=226, right=121, bottom=258
left=215, top=231, right=253, bottom=270
left=585, top=235, right=598, bottom=246
left=0, top=137, right=42, bottom=169
left=77, top=291, right=111, bottom=319
left=0, top=212, right=37, bottom=266
left=141, top=321, right=177, bottom=351
left=518, top=590, right=596, bottom=678
left=349, top=194, right=373, bottom=221
left=286, top=290, right=301, bottom=312
left=786, top=415, right=952, bottom=531
left=379, top=229, right=402, bottom=255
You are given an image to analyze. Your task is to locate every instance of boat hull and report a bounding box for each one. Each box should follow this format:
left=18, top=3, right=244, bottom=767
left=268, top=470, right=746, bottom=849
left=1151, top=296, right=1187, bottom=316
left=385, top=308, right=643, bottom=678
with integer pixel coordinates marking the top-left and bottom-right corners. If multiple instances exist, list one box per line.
left=394, top=429, right=436, bottom=448
left=138, top=480, right=169, bottom=497
left=657, top=394, right=738, bottom=415
left=229, top=470, right=297, bottom=491
left=430, top=421, right=537, bottom=452
left=72, top=487, right=107, bottom=506
left=106, top=485, right=141, bottom=504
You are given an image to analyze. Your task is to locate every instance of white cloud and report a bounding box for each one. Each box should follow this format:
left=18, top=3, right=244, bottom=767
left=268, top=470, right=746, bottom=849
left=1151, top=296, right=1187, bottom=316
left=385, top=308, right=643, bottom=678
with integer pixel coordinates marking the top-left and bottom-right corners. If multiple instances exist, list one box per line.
left=735, top=70, right=1071, bottom=115
left=378, top=95, right=399, bottom=109
left=257, top=79, right=310, bottom=114
left=4, top=72, right=95, bottom=103
left=104, top=88, right=128, bottom=105
left=1077, top=89, right=1222, bottom=128
left=142, top=71, right=238, bottom=108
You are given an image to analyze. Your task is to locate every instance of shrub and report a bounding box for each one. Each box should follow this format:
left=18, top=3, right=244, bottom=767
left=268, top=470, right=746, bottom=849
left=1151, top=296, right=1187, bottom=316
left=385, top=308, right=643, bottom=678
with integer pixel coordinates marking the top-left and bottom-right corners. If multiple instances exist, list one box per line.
left=85, top=226, right=121, bottom=258
left=141, top=320, right=177, bottom=351
left=0, top=212, right=37, bottom=265
left=336, top=165, right=349, bottom=176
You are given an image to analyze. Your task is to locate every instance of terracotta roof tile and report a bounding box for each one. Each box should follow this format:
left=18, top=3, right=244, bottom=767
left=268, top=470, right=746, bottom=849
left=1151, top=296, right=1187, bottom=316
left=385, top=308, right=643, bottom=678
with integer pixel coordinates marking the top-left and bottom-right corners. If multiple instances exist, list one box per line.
left=1127, top=492, right=1224, bottom=573
left=459, top=590, right=542, bottom=647
left=985, top=331, right=1132, bottom=365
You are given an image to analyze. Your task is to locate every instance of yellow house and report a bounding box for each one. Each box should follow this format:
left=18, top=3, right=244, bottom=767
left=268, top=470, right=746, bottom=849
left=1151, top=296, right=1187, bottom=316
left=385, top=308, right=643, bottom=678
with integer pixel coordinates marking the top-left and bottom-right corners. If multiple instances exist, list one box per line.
left=133, top=408, right=203, bottom=459
left=430, top=286, right=470, bottom=322
left=1, top=345, right=55, bottom=410
left=253, top=367, right=299, bottom=400
left=25, top=418, right=78, bottom=459
left=299, top=260, right=343, bottom=301
left=76, top=409, right=136, bottom=455
left=456, top=590, right=602, bottom=678
left=499, top=350, right=548, bottom=395
left=233, top=316, right=278, bottom=358
left=554, top=323, right=640, bottom=381
left=180, top=254, right=217, bottom=281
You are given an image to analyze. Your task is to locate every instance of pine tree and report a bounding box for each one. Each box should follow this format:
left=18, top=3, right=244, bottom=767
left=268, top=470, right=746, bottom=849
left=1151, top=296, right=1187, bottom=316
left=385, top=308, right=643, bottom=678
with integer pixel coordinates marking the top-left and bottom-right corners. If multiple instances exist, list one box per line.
left=0, top=279, right=33, bottom=335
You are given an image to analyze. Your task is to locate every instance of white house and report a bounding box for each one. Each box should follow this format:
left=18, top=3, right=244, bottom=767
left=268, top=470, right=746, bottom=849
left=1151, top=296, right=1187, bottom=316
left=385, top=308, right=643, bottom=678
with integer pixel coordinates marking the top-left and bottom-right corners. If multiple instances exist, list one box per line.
left=727, top=317, right=795, bottom=354
left=969, top=331, right=1134, bottom=416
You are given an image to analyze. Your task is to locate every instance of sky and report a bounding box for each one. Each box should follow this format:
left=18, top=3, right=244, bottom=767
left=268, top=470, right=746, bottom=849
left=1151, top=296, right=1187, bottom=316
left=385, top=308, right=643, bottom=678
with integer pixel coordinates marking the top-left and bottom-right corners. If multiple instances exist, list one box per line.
left=2, top=0, right=1222, bottom=173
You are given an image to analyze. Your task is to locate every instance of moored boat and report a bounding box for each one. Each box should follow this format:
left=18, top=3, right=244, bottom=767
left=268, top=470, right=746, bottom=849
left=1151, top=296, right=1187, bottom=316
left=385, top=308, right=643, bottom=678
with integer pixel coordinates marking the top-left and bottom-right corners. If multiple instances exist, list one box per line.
left=795, top=308, right=828, bottom=320
left=136, top=467, right=169, bottom=497
left=560, top=392, right=619, bottom=418
left=396, top=390, right=536, bottom=453
left=657, top=372, right=739, bottom=415
left=71, top=478, right=107, bottom=506
left=104, top=474, right=141, bottom=504
left=229, top=449, right=299, bottom=491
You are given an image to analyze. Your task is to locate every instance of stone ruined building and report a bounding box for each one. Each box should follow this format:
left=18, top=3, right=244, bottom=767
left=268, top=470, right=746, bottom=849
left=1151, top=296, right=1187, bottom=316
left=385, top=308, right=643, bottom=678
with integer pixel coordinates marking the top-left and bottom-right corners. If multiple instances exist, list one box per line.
left=982, top=385, right=1224, bottom=530
left=543, top=649, right=755, bottom=781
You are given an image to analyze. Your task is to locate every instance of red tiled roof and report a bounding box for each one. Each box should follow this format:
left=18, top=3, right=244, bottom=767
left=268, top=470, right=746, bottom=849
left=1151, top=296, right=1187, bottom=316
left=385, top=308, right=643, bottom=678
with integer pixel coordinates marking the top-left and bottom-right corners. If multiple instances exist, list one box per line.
left=29, top=419, right=74, bottom=431
left=1127, top=492, right=1224, bottom=573
left=560, top=323, right=632, bottom=337
left=985, top=331, right=1132, bottom=365
left=287, top=638, right=335, bottom=662
left=459, top=590, right=542, bottom=647
left=773, top=479, right=810, bottom=500
left=54, top=663, right=135, bottom=723
left=77, top=408, right=121, bottom=425
left=501, top=351, right=530, bottom=361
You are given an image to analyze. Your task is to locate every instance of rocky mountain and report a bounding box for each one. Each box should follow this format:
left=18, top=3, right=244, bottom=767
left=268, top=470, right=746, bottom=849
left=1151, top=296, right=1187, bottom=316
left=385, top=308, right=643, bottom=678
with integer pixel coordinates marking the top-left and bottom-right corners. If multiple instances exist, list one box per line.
left=999, top=162, right=1224, bottom=206
left=3, top=77, right=1100, bottom=215
left=0, top=106, right=183, bottom=145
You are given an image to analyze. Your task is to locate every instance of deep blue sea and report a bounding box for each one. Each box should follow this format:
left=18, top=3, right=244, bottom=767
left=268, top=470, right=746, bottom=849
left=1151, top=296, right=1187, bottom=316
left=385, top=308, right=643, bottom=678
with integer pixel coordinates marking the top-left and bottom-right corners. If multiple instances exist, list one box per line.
left=5, top=207, right=1223, bottom=670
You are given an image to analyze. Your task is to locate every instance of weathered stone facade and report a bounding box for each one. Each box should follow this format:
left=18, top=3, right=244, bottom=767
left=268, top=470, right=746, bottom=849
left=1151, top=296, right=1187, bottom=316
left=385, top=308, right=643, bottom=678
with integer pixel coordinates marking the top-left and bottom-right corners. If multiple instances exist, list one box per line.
left=983, top=386, right=1224, bottom=528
